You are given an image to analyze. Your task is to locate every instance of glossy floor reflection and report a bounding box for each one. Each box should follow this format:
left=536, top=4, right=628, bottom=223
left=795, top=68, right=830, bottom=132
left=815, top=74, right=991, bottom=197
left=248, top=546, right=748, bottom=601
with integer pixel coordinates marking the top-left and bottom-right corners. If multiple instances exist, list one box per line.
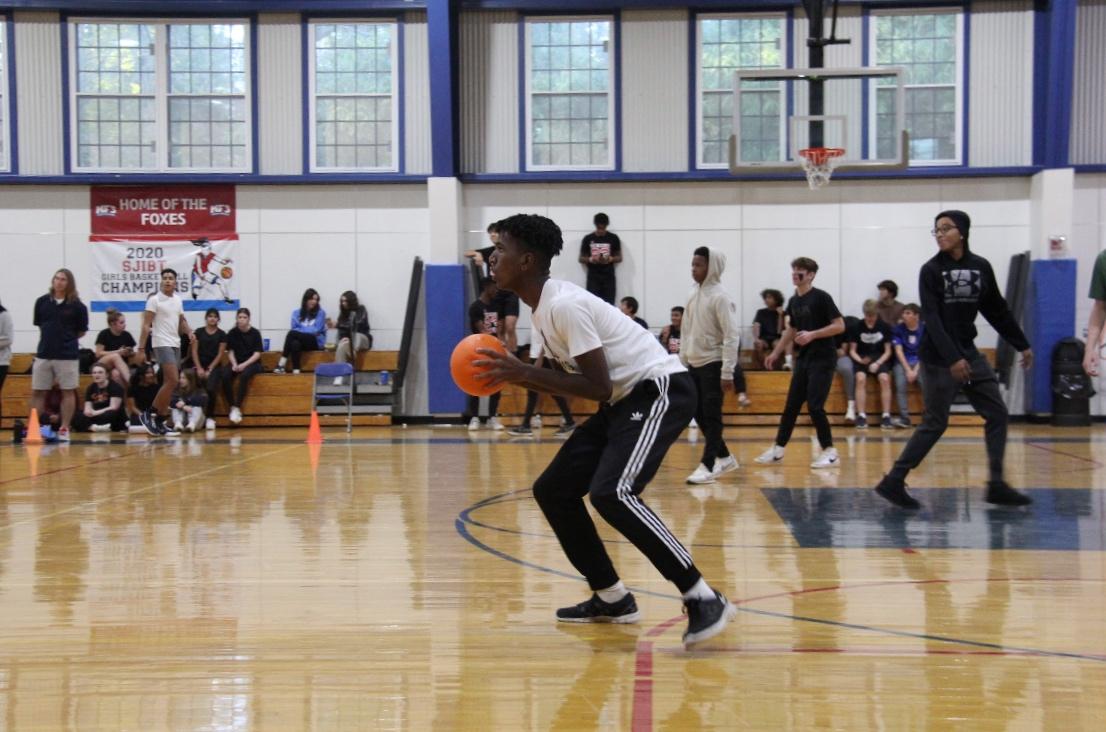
left=0, top=424, right=1104, bottom=730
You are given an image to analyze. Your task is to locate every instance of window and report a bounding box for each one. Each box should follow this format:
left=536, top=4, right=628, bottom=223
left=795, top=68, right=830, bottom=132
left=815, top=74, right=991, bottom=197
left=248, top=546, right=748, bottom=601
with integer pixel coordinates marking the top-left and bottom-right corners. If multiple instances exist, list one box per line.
left=871, top=10, right=962, bottom=165
left=697, top=14, right=786, bottom=168
left=70, top=20, right=251, bottom=172
left=525, top=17, right=614, bottom=170
left=0, top=18, right=10, bottom=172
left=309, top=21, right=398, bottom=171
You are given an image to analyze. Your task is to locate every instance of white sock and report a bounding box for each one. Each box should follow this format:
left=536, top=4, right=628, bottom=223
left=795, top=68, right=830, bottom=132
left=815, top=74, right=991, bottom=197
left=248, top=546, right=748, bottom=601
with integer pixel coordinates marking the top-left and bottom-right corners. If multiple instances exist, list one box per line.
left=596, top=581, right=628, bottom=604
left=847, top=400, right=855, bottom=410
left=277, top=356, right=287, bottom=368
left=681, top=578, right=715, bottom=602
left=882, top=412, right=891, bottom=418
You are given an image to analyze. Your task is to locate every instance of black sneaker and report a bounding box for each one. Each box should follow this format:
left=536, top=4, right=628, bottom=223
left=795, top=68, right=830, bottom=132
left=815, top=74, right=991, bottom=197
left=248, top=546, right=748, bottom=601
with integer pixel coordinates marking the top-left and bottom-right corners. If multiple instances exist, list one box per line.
left=893, top=416, right=912, bottom=429
left=138, top=409, right=159, bottom=436
left=554, top=422, right=576, bottom=437
left=985, top=481, right=1033, bottom=506
left=880, top=415, right=893, bottom=430
left=160, top=417, right=181, bottom=437
left=874, top=474, right=921, bottom=509
left=556, top=593, right=640, bottom=624
left=682, top=590, right=736, bottom=647
left=506, top=425, right=533, bottom=437
left=855, top=415, right=868, bottom=430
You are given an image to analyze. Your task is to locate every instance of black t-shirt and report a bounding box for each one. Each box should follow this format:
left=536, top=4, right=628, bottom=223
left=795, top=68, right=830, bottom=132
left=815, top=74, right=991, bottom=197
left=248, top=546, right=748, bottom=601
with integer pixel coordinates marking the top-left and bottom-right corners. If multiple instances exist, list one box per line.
left=130, top=379, right=160, bottom=411
left=850, top=319, right=894, bottom=361
left=468, top=298, right=499, bottom=336
left=86, top=380, right=123, bottom=410
left=33, top=294, right=89, bottom=359
left=754, top=308, right=782, bottom=341
left=95, top=328, right=136, bottom=353
left=226, top=326, right=263, bottom=363
left=195, top=327, right=227, bottom=368
left=785, top=287, right=842, bottom=361
left=632, top=316, right=649, bottom=330
left=580, top=232, right=621, bottom=283
left=660, top=326, right=681, bottom=355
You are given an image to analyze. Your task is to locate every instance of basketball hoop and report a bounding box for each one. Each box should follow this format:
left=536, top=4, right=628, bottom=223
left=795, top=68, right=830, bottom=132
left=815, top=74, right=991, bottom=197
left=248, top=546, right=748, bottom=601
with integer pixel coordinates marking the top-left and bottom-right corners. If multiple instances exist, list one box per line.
left=798, top=147, right=846, bottom=189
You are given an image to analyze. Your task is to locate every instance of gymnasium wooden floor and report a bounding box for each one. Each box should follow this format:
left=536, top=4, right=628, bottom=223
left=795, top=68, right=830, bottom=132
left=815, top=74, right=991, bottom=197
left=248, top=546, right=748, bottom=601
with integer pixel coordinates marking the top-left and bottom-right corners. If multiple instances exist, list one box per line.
left=1, top=421, right=1103, bottom=730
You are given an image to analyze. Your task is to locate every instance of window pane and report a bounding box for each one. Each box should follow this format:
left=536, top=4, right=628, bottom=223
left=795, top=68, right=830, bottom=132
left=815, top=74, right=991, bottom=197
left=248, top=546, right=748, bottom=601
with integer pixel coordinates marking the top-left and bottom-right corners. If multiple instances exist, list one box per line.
left=75, top=22, right=156, bottom=94
left=873, top=11, right=960, bottom=163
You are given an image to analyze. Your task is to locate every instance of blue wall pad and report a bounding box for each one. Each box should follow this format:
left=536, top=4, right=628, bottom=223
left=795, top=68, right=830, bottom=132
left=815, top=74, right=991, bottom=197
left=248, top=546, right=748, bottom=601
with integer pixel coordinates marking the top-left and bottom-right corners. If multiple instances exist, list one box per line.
left=1026, top=259, right=1076, bottom=414
left=425, top=264, right=467, bottom=414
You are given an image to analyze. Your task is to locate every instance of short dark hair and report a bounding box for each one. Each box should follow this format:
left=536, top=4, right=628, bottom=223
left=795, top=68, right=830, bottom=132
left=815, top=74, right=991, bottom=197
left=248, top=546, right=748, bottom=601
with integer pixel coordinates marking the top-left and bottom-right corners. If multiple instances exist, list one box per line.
left=204, top=307, right=220, bottom=319
left=593, top=212, right=609, bottom=227
left=495, top=214, right=563, bottom=271
left=903, top=303, right=921, bottom=315
left=693, top=246, right=709, bottom=259
left=791, top=257, right=819, bottom=273
left=161, top=268, right=178, bottom=279
left=671, top=305, right=685, bottom=314
left=486, top=221, right=500, bottom=233
left=620, top=296, right=639, bottom=314
left=760, top=288, right=785, bottom=307
left=878, top=279, right=899, bottom=297
left=236, top=307, right=250, bottom=318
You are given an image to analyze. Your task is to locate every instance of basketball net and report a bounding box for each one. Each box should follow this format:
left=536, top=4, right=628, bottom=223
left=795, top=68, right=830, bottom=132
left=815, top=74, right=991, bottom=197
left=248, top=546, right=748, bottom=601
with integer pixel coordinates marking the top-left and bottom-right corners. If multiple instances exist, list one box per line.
left=798, top=147, right=845, bottom=190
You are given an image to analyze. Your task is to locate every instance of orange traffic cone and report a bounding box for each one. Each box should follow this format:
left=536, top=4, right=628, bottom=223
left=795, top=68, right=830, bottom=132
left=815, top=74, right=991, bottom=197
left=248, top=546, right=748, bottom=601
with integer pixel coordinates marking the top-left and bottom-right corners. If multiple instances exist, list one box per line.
left=306, top=410, right=324, bottom=444
left=24, top=408, right=43, bottom=445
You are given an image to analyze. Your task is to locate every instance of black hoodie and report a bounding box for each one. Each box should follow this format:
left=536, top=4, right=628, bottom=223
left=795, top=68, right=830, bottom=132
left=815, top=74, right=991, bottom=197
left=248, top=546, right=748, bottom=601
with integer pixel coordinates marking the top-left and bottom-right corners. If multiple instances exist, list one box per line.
left=917, top=247, right=1030, bottom=367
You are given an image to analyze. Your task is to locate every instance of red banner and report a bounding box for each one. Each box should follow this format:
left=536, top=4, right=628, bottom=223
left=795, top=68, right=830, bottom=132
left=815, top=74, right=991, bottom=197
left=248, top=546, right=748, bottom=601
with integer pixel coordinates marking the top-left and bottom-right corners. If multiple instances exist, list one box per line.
left=90, top=185, right=237, bottom=240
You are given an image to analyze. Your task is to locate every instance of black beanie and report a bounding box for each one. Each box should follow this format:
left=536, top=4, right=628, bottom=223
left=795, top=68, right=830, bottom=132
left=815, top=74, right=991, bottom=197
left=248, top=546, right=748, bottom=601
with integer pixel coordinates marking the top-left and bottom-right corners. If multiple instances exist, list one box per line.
left=936, top=209, right=971, bottom=242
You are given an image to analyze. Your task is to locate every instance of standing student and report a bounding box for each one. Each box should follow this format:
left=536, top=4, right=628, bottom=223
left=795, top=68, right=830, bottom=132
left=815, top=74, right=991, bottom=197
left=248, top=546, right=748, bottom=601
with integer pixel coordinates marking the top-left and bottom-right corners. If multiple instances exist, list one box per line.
left=891, top=303, right=925, bottom=427
left=135, top=269, right=193, bottom=437
left=849, top=299, right=895, bottom=430
left=463, top=277, right=504, bottom=431
left=275, top=288, right=327, bottom=374
left=876, top=279, right=905, bottom=327
left=94, top=308, right=137, bottom=390
left=578, top=213, right=622, bottom=305
left=0, top=298, right=11, bottom=422
left=754, top=258, right=845, bottom=469
left=191, top=307, right=228, bottom=430
left=477, top=213, right=735, bottom=648
left=1084, top=249, right=1106, bottom=378
left=680, top=247, right=741, bottom=484
left=874, top=210, right=1034, bottom=509
left=224, top=308, right=263, bottom=425
left=31, top=269, right=89, bottom=442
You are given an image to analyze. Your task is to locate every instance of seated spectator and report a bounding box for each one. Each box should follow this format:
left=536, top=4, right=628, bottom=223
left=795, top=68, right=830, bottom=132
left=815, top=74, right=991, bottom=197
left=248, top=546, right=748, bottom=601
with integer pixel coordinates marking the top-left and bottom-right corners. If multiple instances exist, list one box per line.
left=891, top=303, right=925, bottom=428
left=835, top=315, right=860, bottom=421
left=73, top=363, right=126, bottom=432
left=191, top=307, right=228, bottom=430
left=658, top=306, right=683, bottom=355
left=877, top=279, right=905, bottom=327
left=507, top=349, right=576, bottom=437
left=618, top=296, right=649, bottom=329
left=171, top=368, right=209, bottom=433
left=274, top=287, right=327, bottom=374
left=327, top=290, right=372, bottom=369
left=463, top=277, right=504, bottom=431
left=753, top=289, right=785, bottom=369
left=94, top=307, right=137, bottom=390
left=225, top=308, right=263, bottom=425
left=850, top=300, right=894, bottom=429
left=126, top=363, right=161, bottom=431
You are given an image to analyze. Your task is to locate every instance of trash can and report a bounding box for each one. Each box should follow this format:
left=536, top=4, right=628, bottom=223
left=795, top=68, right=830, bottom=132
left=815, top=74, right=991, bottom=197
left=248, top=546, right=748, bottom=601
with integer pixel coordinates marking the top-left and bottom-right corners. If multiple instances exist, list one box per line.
left=1051, top=338, right=1094, bottom=426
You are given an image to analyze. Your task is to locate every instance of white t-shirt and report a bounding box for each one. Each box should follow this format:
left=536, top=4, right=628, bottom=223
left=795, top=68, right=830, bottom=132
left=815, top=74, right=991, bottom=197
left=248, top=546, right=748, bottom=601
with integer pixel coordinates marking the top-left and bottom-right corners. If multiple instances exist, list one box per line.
left=145, top=291, right=184, bottom=349
left=530, top=279, right=683, bottom=404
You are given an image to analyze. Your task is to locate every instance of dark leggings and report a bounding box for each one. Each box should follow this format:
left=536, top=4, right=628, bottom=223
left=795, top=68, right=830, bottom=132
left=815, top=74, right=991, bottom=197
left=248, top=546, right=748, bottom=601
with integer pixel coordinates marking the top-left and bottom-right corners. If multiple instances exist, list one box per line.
left=282, top=331, right=319, bottom=370
left=890, top=353, right=1008, bottom=483
left=72, top=408, right=127, bottom=432
left=774, top=356, right=836, bottom=449
left=732, top=363, right=747, bottom=393
left=465, top=391, right=501, bottom=421
left=224, top=362, right=262, bottom=408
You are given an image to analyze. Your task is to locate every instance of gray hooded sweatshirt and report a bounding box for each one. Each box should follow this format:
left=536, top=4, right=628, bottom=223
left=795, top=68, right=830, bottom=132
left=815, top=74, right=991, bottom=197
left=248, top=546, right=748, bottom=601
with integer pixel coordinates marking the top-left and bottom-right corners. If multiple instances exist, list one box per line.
left=678, top=248, right=740, bottom=377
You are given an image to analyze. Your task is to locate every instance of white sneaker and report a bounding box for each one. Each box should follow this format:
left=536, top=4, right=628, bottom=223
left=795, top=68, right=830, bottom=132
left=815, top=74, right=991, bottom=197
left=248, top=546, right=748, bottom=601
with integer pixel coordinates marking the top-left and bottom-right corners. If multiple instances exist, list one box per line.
left=90, top=423, right=112, bottom=433
left=754, top=445, right=786, bottom=464
left=488, top=417, right=504, bottom=431
left=532, top=414, right=543, bottom=429
left=205, top=418, right=216, bottom=431
left=845, top=404, right=856, bottom=421
left=688, top=419, right=699, bottom=430
left=686, top=464, right=716, bottom=484
left=713, top=455, right=739, bottom=475
left=229, top=406, right=242, bottom=424
left=467, top=417, right=480, bottom=431
left=811, top=447, right=840, bottom=469
left=188, top=412, right=204, bottom=433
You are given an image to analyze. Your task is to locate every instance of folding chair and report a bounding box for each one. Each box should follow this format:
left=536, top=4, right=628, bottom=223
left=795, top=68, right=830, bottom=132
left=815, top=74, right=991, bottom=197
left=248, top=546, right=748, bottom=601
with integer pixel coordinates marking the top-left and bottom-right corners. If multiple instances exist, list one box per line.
left=313, top=362, right=355, bottom=432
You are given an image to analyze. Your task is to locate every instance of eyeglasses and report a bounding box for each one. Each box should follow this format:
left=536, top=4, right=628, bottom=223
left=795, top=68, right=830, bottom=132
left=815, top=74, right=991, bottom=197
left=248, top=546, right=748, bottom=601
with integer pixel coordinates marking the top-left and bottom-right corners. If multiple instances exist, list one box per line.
left=930, top=226, right=957, bottom=236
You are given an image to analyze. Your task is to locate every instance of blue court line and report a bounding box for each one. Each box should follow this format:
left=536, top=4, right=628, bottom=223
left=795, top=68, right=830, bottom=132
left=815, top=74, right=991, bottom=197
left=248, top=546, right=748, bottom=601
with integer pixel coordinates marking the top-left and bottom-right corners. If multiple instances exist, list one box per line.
left=455, top=492, right=1106, bottom=664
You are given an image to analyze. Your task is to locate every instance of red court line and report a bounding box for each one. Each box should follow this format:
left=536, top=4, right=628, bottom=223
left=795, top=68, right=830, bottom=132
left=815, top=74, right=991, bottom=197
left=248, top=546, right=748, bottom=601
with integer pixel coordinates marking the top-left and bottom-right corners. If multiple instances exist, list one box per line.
left=1025, top=440, right=1106, bottom=468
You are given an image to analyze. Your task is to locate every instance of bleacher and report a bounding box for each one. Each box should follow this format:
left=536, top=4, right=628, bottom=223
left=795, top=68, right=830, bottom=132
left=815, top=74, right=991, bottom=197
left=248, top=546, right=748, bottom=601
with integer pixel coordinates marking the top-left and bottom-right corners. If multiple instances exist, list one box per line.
left=2, top=348, right=989, bottom=429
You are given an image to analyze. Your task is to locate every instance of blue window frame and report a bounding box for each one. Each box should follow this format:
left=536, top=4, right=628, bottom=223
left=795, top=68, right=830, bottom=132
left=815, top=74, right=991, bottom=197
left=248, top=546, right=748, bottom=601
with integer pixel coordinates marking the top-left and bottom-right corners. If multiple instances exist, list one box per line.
left=524, top=16, right=615, bottom=171
left=68, top=18, right=253, bottom=173
left=0, top=17, right=11, bottom=172
left=307, top=19, right=399, bottom=172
